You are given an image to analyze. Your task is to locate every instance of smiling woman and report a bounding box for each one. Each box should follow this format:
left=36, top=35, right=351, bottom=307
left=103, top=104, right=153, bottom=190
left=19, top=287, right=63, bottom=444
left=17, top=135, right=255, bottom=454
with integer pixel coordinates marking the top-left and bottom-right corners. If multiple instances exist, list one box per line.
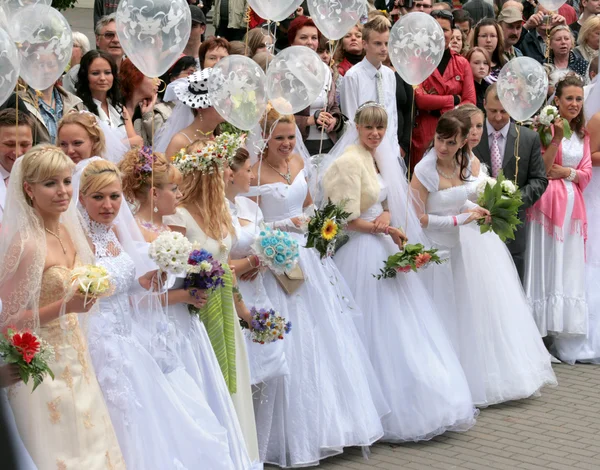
left=57, top=110, right=106, bottom=164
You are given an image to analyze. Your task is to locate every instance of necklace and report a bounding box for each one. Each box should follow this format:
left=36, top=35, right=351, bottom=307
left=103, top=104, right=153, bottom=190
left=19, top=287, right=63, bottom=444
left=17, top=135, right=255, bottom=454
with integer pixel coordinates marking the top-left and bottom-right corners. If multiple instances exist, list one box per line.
left=265, top=158, right=291, bottom=184
left=195, top=128, right=214, bottom=139
left=45, top=226, right=66, bottom=254
left=436, top=160, right=458, bottom=180
left=136, top=217, right=168, bottom=235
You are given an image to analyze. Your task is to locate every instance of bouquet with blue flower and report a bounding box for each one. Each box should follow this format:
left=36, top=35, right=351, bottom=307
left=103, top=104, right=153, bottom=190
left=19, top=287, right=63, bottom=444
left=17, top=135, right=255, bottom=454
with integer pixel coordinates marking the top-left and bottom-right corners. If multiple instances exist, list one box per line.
left=252, top=226, right=299, bottom=274
left=240, top=307, right=292, bottom=344
left=184, top=248, right=225, bottom=316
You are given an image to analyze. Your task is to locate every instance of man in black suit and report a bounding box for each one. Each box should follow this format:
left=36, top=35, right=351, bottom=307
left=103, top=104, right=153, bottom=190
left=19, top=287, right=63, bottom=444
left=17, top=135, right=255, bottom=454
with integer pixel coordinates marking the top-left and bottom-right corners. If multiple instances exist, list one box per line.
left=473, top=84, right=548, bottom=282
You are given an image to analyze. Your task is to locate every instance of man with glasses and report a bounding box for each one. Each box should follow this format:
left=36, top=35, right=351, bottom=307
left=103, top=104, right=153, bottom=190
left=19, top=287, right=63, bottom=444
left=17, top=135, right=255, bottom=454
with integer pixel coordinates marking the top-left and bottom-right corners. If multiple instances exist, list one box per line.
left=462, top=0, right=494, bottom=24
left=407, top=0, right=433, bottom=14
left=94, top=0, right=120, bottom=33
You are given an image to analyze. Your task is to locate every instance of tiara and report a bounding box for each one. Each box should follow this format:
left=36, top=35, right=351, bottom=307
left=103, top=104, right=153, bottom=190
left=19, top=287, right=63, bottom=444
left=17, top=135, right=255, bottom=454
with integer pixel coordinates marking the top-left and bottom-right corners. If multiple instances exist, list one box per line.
left=356, top=102, right=386, bottom=114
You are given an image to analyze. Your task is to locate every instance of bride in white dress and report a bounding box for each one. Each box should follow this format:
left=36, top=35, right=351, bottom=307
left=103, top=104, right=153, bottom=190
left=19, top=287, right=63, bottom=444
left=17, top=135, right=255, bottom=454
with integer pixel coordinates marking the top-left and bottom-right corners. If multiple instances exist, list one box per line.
left=412, top=107, right=557, bottom=406
left=246, top=108, right=390, bottom=467
left=75, top=159, right=238, bottom=470
left=322, top=102, right=476, bottom=441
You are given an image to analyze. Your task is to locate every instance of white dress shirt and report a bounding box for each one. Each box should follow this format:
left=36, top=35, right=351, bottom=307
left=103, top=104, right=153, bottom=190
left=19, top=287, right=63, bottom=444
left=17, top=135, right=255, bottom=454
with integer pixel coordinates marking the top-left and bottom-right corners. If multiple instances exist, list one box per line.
left=340, top=57, right=399, bottom=152
left=92, top=98, right=124, bottom=129
left=0, top=164, right=9, bottom=222
left=486, top=120, right=510, bottom=159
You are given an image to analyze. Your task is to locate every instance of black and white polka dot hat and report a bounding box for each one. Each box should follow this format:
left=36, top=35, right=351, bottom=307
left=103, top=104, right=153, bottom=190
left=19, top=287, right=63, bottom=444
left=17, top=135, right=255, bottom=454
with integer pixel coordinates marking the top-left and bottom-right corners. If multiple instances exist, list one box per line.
left=174, top=68, right=213, bottom=109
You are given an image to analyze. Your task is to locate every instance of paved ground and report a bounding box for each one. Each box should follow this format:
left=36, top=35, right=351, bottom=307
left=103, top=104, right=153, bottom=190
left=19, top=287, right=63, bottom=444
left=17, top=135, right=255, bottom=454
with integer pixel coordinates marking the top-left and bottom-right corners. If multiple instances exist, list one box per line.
left=274, top=364, right=600, bottom=470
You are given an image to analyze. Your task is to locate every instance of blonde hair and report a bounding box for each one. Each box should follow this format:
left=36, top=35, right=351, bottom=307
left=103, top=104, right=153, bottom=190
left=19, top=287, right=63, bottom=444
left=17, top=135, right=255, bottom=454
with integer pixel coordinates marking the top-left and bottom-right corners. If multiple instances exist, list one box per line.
left=260, top=105, right=295, bottom=139
left=454, top=103, right=484, bottom=125
left=362, top=15, right=391, bottom=42
left=549, top=25, right=575, bottom=49
left=58, top=111, right=106, bottom=158
left=178, top=140, right=234, bottom=240
left=79, top=159, right=121, bottom=196
left=355, top=103, right=388, bottom=128
left=578, top=16, right=600, bottom=47
left=21, top=145, right=75, bottom=204
left=244, top=28, right=275, bottom=57
left=333, top=23, right=364, bottom=65
left=118, top=148, right=182, bottom=204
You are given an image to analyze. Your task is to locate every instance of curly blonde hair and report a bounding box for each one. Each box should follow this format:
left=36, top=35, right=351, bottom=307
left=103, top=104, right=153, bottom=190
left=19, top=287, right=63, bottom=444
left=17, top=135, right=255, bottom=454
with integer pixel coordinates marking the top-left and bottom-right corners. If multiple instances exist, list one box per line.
left=178, top=140, right=234, bottom=240
left=57, top=110, right=106, bottom=158
left=118, top=148, right=181, bottom=204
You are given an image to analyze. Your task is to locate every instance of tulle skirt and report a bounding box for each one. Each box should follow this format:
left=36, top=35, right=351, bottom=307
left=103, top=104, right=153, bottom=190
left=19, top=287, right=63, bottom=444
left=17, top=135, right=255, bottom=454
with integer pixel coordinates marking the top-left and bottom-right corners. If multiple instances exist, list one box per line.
left=456, top=225, right=557, bottom=405
left=255, top=234, right=389, bottom=468
left=334, top=231, right=477, bottom=442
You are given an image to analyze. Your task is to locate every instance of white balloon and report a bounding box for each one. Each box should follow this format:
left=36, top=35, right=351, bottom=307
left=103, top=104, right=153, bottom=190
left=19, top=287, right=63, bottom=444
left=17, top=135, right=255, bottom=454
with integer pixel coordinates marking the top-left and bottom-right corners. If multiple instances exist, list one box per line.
left=116, top=0, right=191, bottom=78
left=0, top=0, right=50, bottom=41
left=15, top=7, right=72, bottom=91
left=208, top=56, right=268, bottom=131
left=497, top=57, right=549, bottom=122
left=0, top=27, right=19, bottom=106
left=266, top=46, right=329, bottom=115
left=537, top=0, right=566, bottom=11
left=308, top=0, right=367, bottom=40
left=389, top=12, right=445, bottom=85
left=247, top=0, right=303, bottom=22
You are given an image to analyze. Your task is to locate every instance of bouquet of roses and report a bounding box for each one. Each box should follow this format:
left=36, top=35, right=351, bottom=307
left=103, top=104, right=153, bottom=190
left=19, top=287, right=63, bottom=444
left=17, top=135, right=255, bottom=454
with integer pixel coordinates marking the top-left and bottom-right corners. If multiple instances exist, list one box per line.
left=184, top=248, right=225, bottom=316
left=148, top=231, right=193, bottom=275
left=0, top=327, right=54, bottom=392
left=305, top=199, right=351, bottom=259
left=252, top=227, right=299, bottom=274
left=240, top=308, right=292, bottom=344
left=375, top=244, right=445, bottom=279
left=476, top=171, right=523, bottom=242
left=533, top=105, right=572, bottom=147
left=71, top=264, right=113, bottom=298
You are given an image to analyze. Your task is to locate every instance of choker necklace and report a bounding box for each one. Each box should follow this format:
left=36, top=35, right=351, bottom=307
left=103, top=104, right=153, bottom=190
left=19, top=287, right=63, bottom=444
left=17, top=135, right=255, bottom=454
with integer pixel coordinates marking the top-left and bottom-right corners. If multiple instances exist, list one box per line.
left=436, top=161, right=458, bottom=180
left=265, top=159, right=291, bottom=184
left=45, top=226, right=66, bottom=254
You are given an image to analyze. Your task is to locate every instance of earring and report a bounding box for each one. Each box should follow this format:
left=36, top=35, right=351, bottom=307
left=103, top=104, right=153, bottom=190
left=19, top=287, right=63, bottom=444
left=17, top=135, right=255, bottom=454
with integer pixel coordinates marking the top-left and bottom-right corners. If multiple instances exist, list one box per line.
left=154, top=206, right=159, bottom=213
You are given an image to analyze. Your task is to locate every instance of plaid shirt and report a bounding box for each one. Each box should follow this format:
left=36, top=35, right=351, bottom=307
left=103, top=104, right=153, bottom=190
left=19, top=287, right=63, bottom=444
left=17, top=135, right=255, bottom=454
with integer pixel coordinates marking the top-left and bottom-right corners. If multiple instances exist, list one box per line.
left=37, top=88, right=63, bottom=144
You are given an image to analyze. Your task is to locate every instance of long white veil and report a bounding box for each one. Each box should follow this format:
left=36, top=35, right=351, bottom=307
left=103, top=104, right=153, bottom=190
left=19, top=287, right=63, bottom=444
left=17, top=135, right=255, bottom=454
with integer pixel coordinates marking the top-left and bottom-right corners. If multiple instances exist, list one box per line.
left=154, top=78, right=194, bottom=154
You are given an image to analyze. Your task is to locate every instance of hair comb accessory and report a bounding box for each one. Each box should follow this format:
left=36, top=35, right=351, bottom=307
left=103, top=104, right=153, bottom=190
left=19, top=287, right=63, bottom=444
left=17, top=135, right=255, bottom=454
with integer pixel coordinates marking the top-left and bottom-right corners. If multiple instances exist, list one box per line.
left=356, top=102, right=387, bottom=114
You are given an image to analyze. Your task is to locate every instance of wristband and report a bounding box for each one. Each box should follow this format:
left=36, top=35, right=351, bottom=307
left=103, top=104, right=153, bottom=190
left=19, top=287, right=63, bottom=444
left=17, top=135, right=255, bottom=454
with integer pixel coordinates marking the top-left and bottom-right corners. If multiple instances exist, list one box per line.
left=566, top=168, right=576, bottom=182
left=549, top=140, right=560, bottom=148
left=313, top=110, right=321, bottom=124
left=452, top=216, right=458, bottom=227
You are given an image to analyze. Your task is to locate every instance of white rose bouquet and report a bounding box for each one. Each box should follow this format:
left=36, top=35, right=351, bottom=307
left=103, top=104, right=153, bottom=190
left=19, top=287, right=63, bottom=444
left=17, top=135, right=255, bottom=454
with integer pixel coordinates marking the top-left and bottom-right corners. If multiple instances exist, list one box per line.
left=534, top=105, right=571, bottom=147
left=148, top=231, right=193, bottom=275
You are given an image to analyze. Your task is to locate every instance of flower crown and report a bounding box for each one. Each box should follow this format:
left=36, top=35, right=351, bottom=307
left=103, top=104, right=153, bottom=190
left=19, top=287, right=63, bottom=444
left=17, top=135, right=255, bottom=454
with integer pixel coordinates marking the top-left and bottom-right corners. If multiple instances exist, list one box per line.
left=171, top=132, right=246, bottom=176
left=356, top=102, right=386, bottom=114
left=213, top=132, right=246, bottom=166
left=136, top=146, right=157, bottom=184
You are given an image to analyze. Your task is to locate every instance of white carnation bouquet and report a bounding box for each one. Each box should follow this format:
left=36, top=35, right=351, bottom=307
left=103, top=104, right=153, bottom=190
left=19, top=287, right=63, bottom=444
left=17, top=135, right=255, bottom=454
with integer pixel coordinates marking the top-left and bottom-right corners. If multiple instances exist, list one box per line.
left=533, top=105, right=572, bottom=147
left=148, top=231, right=193, bottom=274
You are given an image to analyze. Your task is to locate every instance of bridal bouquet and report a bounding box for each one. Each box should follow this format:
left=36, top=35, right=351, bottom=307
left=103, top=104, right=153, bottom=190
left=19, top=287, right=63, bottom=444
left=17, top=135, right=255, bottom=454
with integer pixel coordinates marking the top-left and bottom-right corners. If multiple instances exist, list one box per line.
left=240, top=308, right=292, bottom=344
left=148, top=231, right=193, bottom=275
left=476, top=171, right=523, bottom=242
left=252, top=227, right=299, bottom=274
left=532, top=105, right=572, bottom=147
left=184, top=248, right=225, bottom=316
left=71, top=265, right=113, bottom=297
left=0, top=327, right=54, bottom=392
left=375, top=244, right=444, bottom=279
left=305, top=199, right=351, bottom=259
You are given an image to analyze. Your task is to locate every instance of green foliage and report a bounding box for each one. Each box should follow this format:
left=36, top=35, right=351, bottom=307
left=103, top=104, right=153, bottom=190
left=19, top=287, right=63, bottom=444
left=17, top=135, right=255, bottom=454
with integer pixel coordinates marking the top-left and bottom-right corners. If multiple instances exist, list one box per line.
left=305, top=199, right=351, bottom=259
left=477, top=172, right=523, bottom=242
left=52, top=0, right=78, bottom=10
left=374, top=244, right=445, bottom=280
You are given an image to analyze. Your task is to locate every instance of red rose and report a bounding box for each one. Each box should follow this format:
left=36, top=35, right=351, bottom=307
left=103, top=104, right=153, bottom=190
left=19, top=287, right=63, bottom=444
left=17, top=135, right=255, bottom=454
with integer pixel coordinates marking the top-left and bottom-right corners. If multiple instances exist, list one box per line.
left=395, top=266, right=412, bottom=273
left=11, top=331, right=40, bottom=364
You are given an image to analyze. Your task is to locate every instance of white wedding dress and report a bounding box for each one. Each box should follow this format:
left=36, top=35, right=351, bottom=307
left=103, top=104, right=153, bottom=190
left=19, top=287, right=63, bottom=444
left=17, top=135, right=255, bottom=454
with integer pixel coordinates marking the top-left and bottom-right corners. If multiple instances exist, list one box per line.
left=83, top=212, right=237, bottom=470
left=247, top=170, right=389, bottom=467
left=415, top=154, right=557, bottom=406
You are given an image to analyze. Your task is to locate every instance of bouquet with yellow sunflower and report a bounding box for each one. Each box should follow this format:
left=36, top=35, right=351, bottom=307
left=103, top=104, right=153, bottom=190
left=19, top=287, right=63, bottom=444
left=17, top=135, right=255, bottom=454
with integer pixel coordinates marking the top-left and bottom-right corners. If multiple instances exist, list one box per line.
left=305, top=199, right=351, bottom=259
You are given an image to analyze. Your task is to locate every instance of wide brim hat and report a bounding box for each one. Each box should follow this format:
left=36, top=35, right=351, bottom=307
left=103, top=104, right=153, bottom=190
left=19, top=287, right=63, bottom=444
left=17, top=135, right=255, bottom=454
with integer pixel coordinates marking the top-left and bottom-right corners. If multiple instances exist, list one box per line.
left=173, top=68, right=212, bottom=109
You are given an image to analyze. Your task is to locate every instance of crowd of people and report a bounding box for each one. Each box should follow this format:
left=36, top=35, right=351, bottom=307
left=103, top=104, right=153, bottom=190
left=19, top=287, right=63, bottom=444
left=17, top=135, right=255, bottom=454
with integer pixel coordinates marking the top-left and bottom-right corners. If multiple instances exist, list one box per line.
left=0, top=0, right=600, bottom=469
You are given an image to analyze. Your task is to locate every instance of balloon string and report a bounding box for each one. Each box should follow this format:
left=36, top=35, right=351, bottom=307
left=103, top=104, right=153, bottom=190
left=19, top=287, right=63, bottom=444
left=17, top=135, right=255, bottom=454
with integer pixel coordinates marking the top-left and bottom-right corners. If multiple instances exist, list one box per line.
left=404, top=85, right=417, bottom=231
left=14, top=83, right=19, bottom=155
left=514, top=122, right=521, bottom=185
left=544, top=14, right=552, bottom=63
left=316, top=40, right=340, bottom=158
left=151, top=96, right=155, bottom=223
left=244, top=6, right=252, bottom=56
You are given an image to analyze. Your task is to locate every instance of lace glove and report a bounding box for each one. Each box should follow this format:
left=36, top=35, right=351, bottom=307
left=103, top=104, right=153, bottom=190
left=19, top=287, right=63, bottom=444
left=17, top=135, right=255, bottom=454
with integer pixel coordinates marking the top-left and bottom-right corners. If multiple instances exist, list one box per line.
left=460, top=199, right=480, bottom=212
left=427, top=213, right=471, bottom=229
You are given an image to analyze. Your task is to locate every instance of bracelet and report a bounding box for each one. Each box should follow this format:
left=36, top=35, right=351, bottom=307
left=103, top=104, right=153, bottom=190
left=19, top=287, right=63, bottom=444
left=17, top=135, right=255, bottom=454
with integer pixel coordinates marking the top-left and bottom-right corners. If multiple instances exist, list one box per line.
left=452, top=216, right=458, bottom=227
left=313, top=110, right=321, bottom=124
left=549, top=140, right=560, bottom=148
left=566, top=168, right=576, bottom=182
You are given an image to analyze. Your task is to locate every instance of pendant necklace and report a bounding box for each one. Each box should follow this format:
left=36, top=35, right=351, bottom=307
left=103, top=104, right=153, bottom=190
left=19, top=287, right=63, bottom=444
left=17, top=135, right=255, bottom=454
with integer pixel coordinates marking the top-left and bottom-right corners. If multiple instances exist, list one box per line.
left=45, top=226, right=66, bottom=254
left=265, top=159, right=292, bottom=184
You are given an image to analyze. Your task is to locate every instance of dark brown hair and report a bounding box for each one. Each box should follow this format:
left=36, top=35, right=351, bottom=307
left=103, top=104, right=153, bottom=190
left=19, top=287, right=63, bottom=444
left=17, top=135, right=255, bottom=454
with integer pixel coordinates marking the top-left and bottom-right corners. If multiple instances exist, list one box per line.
left=555, top=74, right=586, bottom=139
left=198, top=37, right=231, bottom=69
left=230, top=147, right=250, bottom=172
left=0, top=109, right=33, bottom=130
left=471, top=19, right=506, bottom=68
left=433, top=110, right=471, bottom=181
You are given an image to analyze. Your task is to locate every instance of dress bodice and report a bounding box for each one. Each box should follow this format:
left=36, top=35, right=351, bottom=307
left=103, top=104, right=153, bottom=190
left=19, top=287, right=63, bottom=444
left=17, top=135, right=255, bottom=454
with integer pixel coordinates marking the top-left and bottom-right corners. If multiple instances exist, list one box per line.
left=561, top=134, right=584, bottom=169
left=39, top=265, right=81, bottom=342
left=359, top=175, right=387, bottom=222
left=229, top=197, right=260, bottom=259
left=252, top=169, right=307, bottom=222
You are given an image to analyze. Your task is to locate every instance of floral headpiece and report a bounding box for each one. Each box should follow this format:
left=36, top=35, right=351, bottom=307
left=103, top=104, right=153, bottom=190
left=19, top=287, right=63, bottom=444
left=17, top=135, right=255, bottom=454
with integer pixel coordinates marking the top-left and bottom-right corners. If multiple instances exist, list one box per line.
left=136, top=146, right=156, bottom=183
left=213, top=132, right=246, bottom=166
left=356, top=102, right=387, bottom=114
left=171, top=141, right=224, bottom=176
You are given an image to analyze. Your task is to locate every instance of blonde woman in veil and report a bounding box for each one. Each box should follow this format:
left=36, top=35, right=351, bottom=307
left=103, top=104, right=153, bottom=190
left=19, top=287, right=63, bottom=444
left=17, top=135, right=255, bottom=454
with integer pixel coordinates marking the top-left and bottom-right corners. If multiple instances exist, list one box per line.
left=0, top=145, right=125, bottom=469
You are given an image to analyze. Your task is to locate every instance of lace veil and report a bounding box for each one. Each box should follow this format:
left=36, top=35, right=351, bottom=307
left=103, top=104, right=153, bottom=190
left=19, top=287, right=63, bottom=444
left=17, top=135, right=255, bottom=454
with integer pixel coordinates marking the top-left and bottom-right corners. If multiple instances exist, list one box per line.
left=0, top=156, right=95, bottom=331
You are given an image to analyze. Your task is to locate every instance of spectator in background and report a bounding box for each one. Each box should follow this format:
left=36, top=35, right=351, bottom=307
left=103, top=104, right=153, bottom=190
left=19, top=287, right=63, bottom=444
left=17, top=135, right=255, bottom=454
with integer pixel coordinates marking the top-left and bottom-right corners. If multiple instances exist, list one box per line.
left=406, top=0, right=433, bottom=14
left=432, top=1, right=451, bottom=10
left=571, top=0, right=600, bottom=37
left=243, top=27, right=275, bottom=57
left=214, top=0, right=248, bottom=42
left=317, top=36, right=333, bottom=66
left=453, top=9, right=474, bottom=43
left=466, top=46, right=491, bottom=111
left=412, top=10, right=476, bottom=166
left=198, top=36, right=231, bottom=69
left=94, top=0, right=121, bottom=31
left=183, top=5, right=207, bottom=67
left=519, top=9, right=567, bottom=64
left=334, top=24, right=364, bottom=79
left=574, top=16, right=600, bottom=64
left=229, top=41, right=248, bottom=56
left=450, top=27, right=469, bottom=54
left=471, top=19, right=506, bottom=83
left=462, top=0, right=495, bottom=25
left=252, top=51, right=273, bottom=72
left=71, top=32, right=91, bottom=69
left=498, top=7, right=524, bottom=60
left=545, top=26, right=589, bottom=90
left=502, top=0, right=524, bottom=13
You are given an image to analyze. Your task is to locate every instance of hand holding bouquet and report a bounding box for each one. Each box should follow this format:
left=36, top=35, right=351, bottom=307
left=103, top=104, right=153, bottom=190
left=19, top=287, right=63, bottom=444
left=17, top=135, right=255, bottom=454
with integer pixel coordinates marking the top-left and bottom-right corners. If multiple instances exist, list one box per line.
left=533, top=105, right=572, bottom=147
left=305, top=199, right=351, bottom=259
left=375, top=244, right=444, bottom=279
left=252, top=227, right=299, bottom=274
left=148, top=231, right=193, bottom=275
left=71, top=264, right=113, bottom=298
left=240, top=307, right=292, bottom=344
left=476, top=171, right=523, bottom=242
left=0, top=327, right=54, bottom=392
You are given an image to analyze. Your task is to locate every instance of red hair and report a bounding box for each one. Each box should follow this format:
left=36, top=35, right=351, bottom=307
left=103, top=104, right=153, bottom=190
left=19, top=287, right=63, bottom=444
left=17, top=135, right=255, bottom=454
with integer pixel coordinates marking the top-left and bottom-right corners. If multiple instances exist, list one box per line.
left=288, top=16, right=321, bottom=44
left=119, top=58, right=145, bottom=99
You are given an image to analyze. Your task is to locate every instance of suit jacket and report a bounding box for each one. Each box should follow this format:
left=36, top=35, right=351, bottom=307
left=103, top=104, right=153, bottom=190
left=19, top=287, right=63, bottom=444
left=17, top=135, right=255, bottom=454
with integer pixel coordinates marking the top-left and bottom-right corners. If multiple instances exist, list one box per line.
left=518, top=30, right=546, bottom=65
left=473, top=122, right=548, bottom=255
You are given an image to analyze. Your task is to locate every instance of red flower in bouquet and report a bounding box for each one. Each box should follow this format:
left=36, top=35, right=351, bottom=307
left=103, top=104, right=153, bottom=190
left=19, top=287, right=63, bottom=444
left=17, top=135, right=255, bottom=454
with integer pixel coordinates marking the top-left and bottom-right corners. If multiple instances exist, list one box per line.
left=415, top=253, right=432, bottom=269
left=11, top=331, right=40, bottom=364
left=395, top=266, right=412, bottom=273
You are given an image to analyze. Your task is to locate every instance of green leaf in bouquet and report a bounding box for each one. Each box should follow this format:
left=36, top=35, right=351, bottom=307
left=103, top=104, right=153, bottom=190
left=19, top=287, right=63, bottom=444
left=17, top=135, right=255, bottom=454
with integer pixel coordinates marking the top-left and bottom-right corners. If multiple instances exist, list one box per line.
left=561, top=118, right=572, bottom=140
left=539, top=128, right=553, bottom=148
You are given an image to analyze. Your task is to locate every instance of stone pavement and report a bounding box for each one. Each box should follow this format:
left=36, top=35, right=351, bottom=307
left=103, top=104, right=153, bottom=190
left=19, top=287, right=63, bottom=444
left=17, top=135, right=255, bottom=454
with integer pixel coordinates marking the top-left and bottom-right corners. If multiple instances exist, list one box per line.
left=281, top=364, right=600, bottom=470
